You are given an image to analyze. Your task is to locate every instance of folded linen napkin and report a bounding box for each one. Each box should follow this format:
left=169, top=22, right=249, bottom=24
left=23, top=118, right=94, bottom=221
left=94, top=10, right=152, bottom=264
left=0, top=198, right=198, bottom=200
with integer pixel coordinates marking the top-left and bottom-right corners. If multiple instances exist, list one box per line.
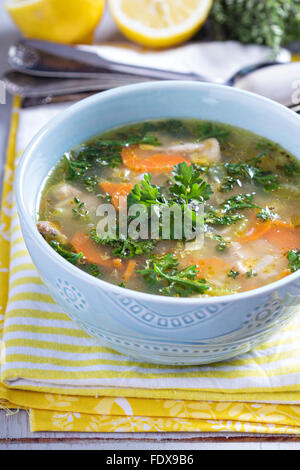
left=78, top=41, right=290, bottom=82
left=1, top=97, right=300, bottom=434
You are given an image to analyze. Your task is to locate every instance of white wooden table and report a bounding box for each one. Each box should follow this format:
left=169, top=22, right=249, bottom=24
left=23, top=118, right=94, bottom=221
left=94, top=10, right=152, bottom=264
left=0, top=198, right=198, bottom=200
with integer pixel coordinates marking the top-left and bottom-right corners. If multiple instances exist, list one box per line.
left=1, top=1, right=300, bottom=450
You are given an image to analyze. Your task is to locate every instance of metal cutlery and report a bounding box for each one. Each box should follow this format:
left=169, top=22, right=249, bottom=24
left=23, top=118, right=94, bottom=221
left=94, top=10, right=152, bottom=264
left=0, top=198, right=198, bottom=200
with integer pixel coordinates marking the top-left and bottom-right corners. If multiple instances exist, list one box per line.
left=9, top=38, right=285, bottom=85
left=2, top=70, right=154, bottom=98
left=8, top=39, right=204, bottom=81
left=4, top=38, right=299, bottom=113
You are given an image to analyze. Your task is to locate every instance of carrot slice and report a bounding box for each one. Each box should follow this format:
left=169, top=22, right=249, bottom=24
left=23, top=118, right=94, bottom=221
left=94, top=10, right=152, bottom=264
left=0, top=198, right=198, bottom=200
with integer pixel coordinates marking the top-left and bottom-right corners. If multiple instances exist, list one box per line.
left=277, top=269, right=291, bottom=281
left=195, top=257, right=230, bottom=279
left=71, top=232, right=113, bottom=267
left=272, top=220, right=294, bottom=229
left=122, top=146, right=189, bottom=173
left=99, top=181, right=133, bottom=210
left=238, top=219, right=272, bottom=243
left=264, top=225, right=300, bottom=252
left=238, top=211, right=295, bottom=244
left=113, top=258, right=123, bottom=270
left=141, top=154, right=190, bottom=173
left=123, top=259, right=136, bottom=283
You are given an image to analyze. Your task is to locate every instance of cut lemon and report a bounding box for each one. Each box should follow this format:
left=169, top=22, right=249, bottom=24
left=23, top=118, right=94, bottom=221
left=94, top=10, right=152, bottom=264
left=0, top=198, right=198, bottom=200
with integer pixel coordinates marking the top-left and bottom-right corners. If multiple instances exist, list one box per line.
left=108, top=0, right=213, bottom=48
left=5, top=0, right=106, bottom=44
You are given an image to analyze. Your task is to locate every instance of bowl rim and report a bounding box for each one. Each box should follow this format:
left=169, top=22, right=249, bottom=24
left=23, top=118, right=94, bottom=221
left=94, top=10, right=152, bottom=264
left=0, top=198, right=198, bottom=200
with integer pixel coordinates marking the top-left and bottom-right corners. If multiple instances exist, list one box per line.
left=15, top=80, right=300, bottom=305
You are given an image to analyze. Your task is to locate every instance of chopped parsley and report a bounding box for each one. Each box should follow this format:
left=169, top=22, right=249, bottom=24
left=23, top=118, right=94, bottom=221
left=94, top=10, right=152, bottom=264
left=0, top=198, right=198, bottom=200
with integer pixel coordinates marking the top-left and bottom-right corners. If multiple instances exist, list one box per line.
left=282, top=161, right=300, bottom=177
left=169, top=162, right=213, bottom=205
left=228, top=269, right=240, bottom=279
left=90, top=230, right=156, bottom=258
left=49, top=240, right=83, bottom=266
left=127, top=174, right=167, bottom=209
left=195, top=122, right=229, bottom=142
left=72, top=197, right=89, bottom=218
left=246, top=269, right=257, bottom=278
left=138, top=253, right=210, bottom=297
left=221, top=193, right=259, bottom=212
left=205, top=193, right=258, bottom=227
left=82, top=263, right=102, bottom=278
left=287, top=249, right=300, bottom=273
left=207, top=233, right=231, bottom=251
left=256, top=207, right=276, bottom=222
left=220, top=153, right=280, bottom=193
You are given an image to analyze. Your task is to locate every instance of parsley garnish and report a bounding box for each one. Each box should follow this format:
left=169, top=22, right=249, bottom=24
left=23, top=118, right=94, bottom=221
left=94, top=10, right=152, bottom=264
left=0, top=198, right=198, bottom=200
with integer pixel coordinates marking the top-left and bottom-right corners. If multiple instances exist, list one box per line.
left=282, top=161, right=300, bottom=177
left=138, top=253, right=209, bottom=297
left=256, top=207, right=276, bottom=222
left=72, top=197, right=89, bottom=220
left=84, top=175, right=98, bottom=192
left=64, top=155, right=90, bottom=181
left=91, top=230, right=156, bottom=258
left=208, top=233, right=231, bottom=251
left=221, top=193, right=259, bottom=212
left=195, top=122, right=229, bottom=142
left=169, top=162, right=213, bottom=204
left=206, top=193, right=258, bottom=226
left=228, top=269, right=240, bottom=279
left=205, top=209, right=243, bottom=226
left=287, top=249, right=300, bottom=273
left=246, top=269, right=257, bottom=278
left=127, top=174, right=167, bottom=208
left=50, top=240, right=83, bottom=266
left=220, top=153, right=280, bottom=193
left=81, top=263, right=102, bottom=278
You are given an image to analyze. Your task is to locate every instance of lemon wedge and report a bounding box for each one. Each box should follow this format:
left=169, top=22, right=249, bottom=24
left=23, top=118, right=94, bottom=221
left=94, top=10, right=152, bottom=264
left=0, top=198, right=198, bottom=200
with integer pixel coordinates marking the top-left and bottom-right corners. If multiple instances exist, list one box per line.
left=108, top=0, right=213, bottom=48
left=5, top=0, right=106, bottom=44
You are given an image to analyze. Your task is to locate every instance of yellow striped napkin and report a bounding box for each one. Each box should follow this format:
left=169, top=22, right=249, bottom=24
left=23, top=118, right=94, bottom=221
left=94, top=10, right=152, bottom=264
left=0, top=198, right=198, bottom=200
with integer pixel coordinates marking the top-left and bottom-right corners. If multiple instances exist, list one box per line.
left=1, top=96, right=300, bottom=434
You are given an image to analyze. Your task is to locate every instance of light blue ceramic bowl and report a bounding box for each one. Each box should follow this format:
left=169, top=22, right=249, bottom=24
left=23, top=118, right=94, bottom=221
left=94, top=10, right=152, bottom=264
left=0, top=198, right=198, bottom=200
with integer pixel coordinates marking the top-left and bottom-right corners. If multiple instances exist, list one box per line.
left=15, top=81, right=300, bottom=365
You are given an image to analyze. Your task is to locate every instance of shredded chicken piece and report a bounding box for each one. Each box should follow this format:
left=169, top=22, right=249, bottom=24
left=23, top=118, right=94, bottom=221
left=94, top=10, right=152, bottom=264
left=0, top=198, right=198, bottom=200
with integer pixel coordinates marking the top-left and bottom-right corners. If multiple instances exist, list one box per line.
left=157, top=138, right=221, bottom=164
left=49, top=183, right=99, bottom=211
left=37, top=221, right=68, bottom=245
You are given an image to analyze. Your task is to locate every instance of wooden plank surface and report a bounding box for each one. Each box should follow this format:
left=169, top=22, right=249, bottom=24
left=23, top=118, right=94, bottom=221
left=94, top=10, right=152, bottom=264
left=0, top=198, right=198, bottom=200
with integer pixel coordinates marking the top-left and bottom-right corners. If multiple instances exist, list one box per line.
left=1, top=410, right=300, bottom=449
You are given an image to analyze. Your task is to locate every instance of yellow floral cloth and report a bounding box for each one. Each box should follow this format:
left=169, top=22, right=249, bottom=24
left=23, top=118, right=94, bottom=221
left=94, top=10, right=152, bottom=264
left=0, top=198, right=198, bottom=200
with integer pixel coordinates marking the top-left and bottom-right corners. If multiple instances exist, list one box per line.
left=1, top=96, right=300, bottom=434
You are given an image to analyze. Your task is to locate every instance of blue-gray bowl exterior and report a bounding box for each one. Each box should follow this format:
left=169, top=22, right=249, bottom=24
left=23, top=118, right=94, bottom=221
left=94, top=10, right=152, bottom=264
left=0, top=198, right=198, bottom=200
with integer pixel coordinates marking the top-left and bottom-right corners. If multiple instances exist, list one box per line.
left=15, top=82, right=300, bottom=365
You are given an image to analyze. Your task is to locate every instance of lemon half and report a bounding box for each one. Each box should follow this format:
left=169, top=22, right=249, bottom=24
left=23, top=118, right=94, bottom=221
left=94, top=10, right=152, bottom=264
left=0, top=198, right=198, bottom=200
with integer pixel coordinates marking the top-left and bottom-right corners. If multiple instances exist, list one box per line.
left=5, top=0, right=106, bottom=44
left=108, top=0, right=213, bottom=48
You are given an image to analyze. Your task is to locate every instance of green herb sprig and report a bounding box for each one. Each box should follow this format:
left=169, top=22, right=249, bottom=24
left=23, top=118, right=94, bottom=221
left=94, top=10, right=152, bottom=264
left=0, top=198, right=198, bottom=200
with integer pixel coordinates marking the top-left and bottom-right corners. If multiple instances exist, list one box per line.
left=138, top=253, right=209, bottom=297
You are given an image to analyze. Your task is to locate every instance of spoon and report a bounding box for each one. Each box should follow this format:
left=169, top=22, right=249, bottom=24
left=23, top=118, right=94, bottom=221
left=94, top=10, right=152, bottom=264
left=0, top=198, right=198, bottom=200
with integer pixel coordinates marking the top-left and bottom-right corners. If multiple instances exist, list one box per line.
left=8, top=38, right=288, bottom=85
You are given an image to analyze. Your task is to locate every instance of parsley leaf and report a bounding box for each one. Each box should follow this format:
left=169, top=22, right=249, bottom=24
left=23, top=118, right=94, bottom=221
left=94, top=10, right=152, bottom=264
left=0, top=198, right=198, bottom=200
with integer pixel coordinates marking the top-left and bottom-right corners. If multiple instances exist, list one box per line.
left=84, top=175, right=99, bottom=192
left=220, top=154, right=280, bottom=193
left=169, top=162, right=213, bottom=204
left=246, top=269, right=257, bottom=278
left=50, top=240, right=83, bottom=266
left=138, top=253, right=210, bottom=297
left=205, top=209, right=244, bottom=226
left=205, top=193, right=258, bottom=227
left=72, top=197, right=89, bottom=220
left=282, top=161, right=300, bottom=177
left=256, top=207, right=276, bottom=222
left=287, top=249, right=300, bottom=273
left=228, top=269, right=240, bottom=279
left=64, top=154, right=90, bottom=181
left=195, top=122, right=229, bottom=141
left=221, top=193, right=259, bottom=212
left=207, top=233, right=231, bottom=251
left=91, top=230, right=156, bottom=258
left=81, top=263, right=102, bottom=278
left=127, top=174, right=167, bottom=208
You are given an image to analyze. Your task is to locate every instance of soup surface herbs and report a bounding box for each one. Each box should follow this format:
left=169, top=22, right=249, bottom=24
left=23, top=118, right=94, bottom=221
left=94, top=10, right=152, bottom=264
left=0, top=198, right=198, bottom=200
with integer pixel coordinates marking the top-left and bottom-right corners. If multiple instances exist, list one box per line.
left=38, top=119, right=300, bottom=297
